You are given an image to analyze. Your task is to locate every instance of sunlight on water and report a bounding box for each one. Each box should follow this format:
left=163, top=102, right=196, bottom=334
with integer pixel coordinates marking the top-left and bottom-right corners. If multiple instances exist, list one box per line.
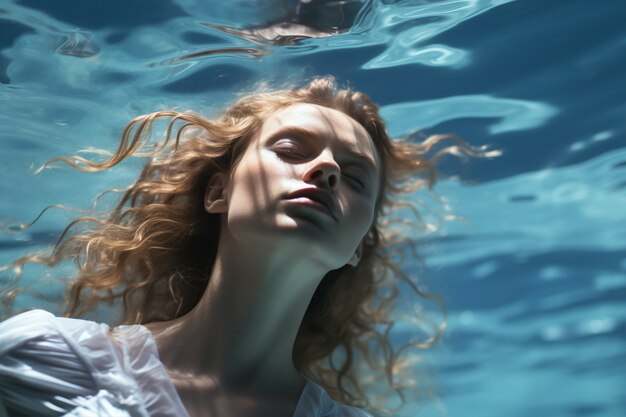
left=381, top=94, right=557, bottom=136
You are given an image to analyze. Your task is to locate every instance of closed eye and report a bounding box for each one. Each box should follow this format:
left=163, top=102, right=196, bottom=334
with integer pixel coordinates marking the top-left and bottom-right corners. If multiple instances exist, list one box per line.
left=343, top=171, right=368, bottom=190
left=272, top=139, right=308, bottom=159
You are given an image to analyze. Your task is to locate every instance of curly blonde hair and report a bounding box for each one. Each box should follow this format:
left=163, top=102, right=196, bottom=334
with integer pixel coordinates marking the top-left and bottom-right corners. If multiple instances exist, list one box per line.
left=3, top=76, right=491, bottom=414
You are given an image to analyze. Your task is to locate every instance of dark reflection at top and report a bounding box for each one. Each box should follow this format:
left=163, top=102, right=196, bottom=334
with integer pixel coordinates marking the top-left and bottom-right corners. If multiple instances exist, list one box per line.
left=295, top=0, right=364, bottom=31
left=203, top=22, right=334, bottom=46
left=205, top=0, right=365, bottom=46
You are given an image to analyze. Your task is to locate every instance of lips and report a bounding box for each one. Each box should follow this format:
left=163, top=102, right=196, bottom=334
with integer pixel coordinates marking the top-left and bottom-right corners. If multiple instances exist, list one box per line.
left=284, top=188, right=338, bottom=221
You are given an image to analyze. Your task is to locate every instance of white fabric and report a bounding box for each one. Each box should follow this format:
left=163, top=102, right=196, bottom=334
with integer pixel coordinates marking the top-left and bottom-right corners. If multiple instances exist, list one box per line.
left=0, top=310, right=371, bottom=417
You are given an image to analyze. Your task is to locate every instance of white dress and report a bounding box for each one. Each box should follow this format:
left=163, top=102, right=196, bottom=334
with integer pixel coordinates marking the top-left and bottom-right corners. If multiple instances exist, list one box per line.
left=0, top=310, right=371, bottom=417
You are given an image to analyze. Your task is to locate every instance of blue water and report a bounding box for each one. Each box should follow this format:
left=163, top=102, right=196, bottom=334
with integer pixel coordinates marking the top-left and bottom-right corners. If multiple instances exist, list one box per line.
left=1, top=1, right=625, bottom=416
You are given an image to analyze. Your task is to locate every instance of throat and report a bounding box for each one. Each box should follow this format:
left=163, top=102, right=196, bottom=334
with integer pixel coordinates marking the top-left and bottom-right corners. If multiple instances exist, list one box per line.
left=169, top=372, right=305, bottom=417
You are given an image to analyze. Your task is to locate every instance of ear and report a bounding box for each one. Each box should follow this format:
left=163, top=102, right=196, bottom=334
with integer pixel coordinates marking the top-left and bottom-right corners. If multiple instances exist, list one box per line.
left=347, top=242, right=364, bottom=267
left=204, top=172, right=229, bottom=214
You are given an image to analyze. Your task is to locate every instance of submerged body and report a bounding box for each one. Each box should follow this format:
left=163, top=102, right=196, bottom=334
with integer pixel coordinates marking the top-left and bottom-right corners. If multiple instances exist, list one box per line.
left=0, top=77, right=484, bottom=416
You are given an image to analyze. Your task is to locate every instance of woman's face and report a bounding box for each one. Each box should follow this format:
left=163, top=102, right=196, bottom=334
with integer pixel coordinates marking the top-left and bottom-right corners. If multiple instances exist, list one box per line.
left=216, top=103, right=382, bottom=270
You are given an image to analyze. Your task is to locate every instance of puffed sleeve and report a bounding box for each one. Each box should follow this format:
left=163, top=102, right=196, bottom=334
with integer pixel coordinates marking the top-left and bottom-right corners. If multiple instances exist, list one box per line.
left=0, top=310, right=148, bottom=417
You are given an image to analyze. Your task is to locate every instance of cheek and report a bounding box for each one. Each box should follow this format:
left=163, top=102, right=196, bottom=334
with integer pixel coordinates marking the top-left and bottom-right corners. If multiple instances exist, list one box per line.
left=357, top=210, right=376, bottom=240
left=343, top=195, right=376, bottom=236
left=226, top=150, right=290, bottom=218
left=229, top=152, right=265, bottom=198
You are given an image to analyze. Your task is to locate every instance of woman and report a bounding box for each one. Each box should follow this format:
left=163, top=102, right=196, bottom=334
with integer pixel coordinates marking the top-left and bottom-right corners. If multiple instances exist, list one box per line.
left=0, top=77, right=486, bottom=417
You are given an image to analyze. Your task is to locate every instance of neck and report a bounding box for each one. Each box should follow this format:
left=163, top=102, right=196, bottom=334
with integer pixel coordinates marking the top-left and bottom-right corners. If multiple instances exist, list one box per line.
left=149, top=230, right=327, bottom=399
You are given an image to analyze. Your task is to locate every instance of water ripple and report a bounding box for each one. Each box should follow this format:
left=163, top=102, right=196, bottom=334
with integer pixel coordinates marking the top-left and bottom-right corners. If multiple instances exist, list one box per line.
left=361, top=0, right=517, bottom=68
left=1, top=3, right=102, bottom=58
left=380, top=94, right=558, bottom=136
left=152, top=46, right=269, bottom=67
left=422, top=147, right=626, bottom=270
left=55, top=30, right=100, bottom=58
left=364, top=43, right=467, bottom=68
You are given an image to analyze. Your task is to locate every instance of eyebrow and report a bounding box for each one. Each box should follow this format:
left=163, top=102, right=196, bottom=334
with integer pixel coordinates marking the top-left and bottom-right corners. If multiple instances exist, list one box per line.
left=267, top=125, right=378, bottom=170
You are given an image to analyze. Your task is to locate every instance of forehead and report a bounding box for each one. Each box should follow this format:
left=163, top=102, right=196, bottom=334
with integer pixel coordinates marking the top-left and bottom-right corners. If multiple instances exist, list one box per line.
left=257, top=103, right=380, bottom=166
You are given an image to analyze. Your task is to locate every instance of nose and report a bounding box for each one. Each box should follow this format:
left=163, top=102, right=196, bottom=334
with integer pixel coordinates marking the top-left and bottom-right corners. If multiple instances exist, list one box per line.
left=303, top=152, right=340, bottom=190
